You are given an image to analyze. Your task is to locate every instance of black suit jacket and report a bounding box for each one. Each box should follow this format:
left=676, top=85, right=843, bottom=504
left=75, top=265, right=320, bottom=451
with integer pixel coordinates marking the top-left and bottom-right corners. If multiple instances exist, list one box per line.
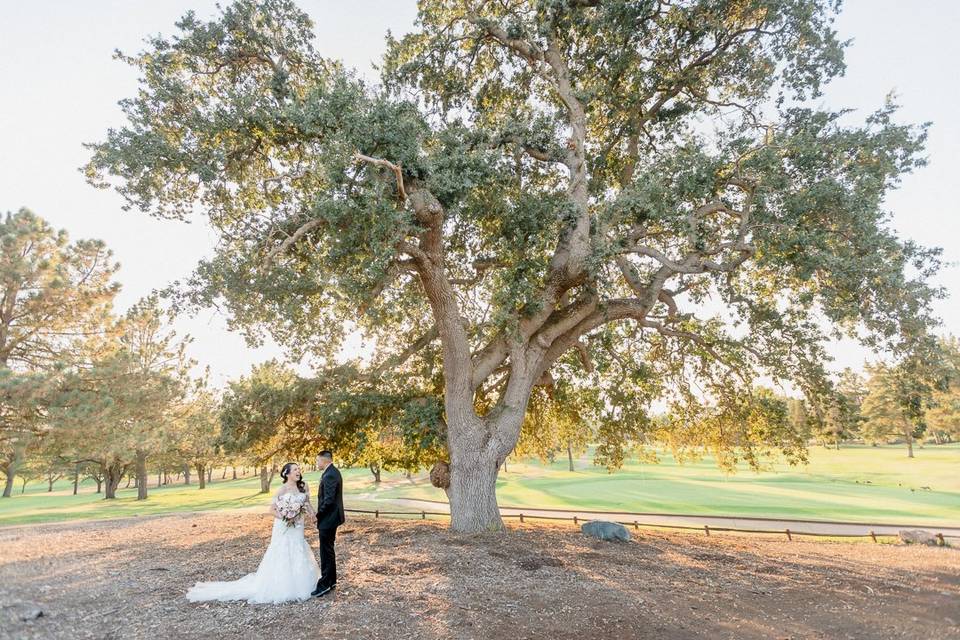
left=316, top=464, right=345, bottom=530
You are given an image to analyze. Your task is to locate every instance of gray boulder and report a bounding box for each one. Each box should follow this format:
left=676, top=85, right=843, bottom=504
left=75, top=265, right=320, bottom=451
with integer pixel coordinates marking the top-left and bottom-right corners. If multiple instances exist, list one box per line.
left=21, top=609, right=43, bottom=621
left=899, top=529, right=942, bottom=546
left=581, top=520, right=631, bottom=542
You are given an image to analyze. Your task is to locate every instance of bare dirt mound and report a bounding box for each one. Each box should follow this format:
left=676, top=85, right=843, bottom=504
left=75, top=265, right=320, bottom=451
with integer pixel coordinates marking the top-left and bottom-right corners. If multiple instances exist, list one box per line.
left=1, top=512, right=958, bottom=639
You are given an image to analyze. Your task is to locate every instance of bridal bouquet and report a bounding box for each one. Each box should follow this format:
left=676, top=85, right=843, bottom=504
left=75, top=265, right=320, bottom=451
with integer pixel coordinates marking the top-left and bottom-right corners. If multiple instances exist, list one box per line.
left=276, top=493, right=307, bottom=528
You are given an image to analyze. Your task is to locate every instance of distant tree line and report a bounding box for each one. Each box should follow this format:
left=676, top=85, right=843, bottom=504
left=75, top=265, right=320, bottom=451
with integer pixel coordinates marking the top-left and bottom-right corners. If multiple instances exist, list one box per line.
left=784, top=338, right=959, bottom=456
left=0, top=210, right=224, bottom=498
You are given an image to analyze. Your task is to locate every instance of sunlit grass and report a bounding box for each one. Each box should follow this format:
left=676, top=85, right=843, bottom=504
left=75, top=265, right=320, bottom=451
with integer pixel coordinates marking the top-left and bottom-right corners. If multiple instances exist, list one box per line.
left=1, top=444, right=957, bottom=527
left=376, top=444, right=960, bottom=525
left=0, top=469, right=385, bottom=526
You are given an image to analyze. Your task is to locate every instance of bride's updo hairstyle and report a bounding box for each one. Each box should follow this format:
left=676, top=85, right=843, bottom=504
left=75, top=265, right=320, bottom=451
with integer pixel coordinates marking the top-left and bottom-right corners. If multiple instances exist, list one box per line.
left=280, top=462, right=306, bottom=493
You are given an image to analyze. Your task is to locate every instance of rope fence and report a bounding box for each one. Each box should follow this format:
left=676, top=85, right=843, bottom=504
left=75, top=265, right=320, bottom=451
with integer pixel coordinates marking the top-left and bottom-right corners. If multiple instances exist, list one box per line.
left=345, top=508, right=953, bottom=544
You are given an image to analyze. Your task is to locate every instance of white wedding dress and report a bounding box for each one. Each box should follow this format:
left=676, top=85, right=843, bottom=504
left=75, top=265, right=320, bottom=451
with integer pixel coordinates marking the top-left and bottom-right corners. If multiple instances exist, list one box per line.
left=186, top=489, right=320, bottom=604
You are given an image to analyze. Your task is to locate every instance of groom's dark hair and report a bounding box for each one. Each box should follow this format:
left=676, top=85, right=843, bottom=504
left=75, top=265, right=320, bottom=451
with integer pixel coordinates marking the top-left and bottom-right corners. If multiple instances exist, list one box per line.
left=318, top=450, right=333, bottom=460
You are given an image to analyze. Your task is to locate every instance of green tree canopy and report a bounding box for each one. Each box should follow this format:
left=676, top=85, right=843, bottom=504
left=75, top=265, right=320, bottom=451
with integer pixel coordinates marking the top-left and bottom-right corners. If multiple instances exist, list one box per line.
left=0, top=209, right=120, bottom=497
left=860, top=337, right=948, bottom=458
left=48, top=299, right=193, bottom=499
left=925, top=337, right=960, bottom=442
left=219, top=360, right=445, bottom=489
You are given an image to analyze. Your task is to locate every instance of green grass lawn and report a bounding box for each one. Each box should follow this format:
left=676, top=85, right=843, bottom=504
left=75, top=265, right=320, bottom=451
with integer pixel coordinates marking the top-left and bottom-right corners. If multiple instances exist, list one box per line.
left=1, top=444, right=958, bottom=527
left=367, top=443, right=960, bottom=525
left=0, top=468, right=399, bottom=527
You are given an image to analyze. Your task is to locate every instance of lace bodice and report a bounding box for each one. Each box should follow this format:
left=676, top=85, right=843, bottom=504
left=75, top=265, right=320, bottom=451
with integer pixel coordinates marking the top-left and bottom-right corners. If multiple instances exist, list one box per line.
left=273, top=490, right=307, bottom=505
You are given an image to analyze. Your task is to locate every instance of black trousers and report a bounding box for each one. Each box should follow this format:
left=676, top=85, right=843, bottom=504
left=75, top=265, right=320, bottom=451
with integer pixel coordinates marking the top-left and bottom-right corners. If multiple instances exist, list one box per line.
left=317, top=526, right=338, bottom=589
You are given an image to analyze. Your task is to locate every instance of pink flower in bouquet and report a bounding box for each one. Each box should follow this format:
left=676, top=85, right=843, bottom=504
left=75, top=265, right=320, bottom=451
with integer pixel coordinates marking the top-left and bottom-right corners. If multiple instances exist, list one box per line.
left=276, top=493, right=307, bottom=527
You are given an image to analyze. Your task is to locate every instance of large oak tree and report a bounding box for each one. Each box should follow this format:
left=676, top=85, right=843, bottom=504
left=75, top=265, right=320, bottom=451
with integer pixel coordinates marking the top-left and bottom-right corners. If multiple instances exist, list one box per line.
left=87, top=0, right=942, bottom=531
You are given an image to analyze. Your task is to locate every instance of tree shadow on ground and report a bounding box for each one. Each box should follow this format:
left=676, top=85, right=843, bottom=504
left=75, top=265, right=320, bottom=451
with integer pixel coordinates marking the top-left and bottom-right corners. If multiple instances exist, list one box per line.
left=1, top=513, right=958, bottom=640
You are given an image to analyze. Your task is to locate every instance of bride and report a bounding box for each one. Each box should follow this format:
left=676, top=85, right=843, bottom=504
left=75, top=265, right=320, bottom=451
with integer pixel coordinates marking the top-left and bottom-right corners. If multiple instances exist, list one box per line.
left=186, top=462, right=321, bottom=604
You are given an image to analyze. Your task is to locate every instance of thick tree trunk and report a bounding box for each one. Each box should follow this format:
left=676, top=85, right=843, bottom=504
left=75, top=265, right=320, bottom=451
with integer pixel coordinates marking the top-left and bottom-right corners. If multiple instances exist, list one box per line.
left=369, top=462, right=381, bottom=483
left=232, top=466, right=237, bottom=480
left=48, top=476, right=55, bottom=492
left=197, top=463, right=206, bottom=489
left=1, top=473, right=14, bottom=498
left=834, top=436, right=840, bottom=451
left=259, top=464, right=273, bottom=493
left=567, top=441, right=575, bottom=471
left=135, top=450, right=148, bottom=501
left=907, top=435, right=914, bottom=458
left=221, top=467, right=227, bottom=480
left=73, top=463, right=79, bottom=496
left=207, top=467, right=212, bottom=484
left=442, top=408, right=514, bottom=533
left=182, top=464, right=191, bottom=485
left=1, top=447, right=25, bottom=498
left=447, top=448, right=503, bottom=532
left=440, top=351, right=532, bottom=533
left=103, top=462, right=125, bottom=499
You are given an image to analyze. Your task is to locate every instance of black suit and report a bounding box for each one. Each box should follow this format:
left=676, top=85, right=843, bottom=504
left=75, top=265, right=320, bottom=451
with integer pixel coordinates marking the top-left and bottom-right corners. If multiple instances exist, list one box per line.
left=316, top=464, right=345, bottom=590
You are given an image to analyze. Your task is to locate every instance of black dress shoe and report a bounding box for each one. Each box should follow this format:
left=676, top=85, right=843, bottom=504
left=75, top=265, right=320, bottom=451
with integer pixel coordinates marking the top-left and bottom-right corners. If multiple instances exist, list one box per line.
left=311, top=585, right=333, bottom=598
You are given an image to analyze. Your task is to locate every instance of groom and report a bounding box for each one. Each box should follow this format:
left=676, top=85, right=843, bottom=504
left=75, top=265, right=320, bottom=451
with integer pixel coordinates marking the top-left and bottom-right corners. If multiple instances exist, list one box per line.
left=311, top=450, right=344, bottom=598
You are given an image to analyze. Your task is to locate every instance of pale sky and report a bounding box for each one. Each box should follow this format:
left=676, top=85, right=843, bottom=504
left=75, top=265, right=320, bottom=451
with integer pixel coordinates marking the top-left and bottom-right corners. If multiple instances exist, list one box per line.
left=1, top=1, right=957, bottom=388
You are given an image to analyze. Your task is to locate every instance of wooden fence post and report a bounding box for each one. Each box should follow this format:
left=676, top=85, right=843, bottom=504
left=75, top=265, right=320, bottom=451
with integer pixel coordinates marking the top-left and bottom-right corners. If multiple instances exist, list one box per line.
left=785, top=528, right=792, bottom=541
left=421, top=511, right=426, bottom=520
left=704, top=525, right=710, bottom=536
left=936, top=533, right=945, bottom=546
left=573, top=516, right=578, bottom=525
left=375, top=509, right=379, bottom=519
left=633, top=521, right=639, bottom=530
left=869, top=530, right=877, bottom=543
left=519, top=513, right=524, bottom=523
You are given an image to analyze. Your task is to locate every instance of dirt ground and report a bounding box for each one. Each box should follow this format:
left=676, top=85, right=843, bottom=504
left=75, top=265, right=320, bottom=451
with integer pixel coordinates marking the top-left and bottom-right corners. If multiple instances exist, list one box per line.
left=1, top=512, right=958, bottom=640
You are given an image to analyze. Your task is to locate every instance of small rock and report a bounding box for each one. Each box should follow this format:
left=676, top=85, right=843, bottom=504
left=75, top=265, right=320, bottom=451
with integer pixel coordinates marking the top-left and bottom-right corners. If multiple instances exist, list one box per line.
left=20, top=608, right=43, bottom=621
left=581, top=520, right=631, bottom=542
left=898, top=530, right=941, bottom=546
